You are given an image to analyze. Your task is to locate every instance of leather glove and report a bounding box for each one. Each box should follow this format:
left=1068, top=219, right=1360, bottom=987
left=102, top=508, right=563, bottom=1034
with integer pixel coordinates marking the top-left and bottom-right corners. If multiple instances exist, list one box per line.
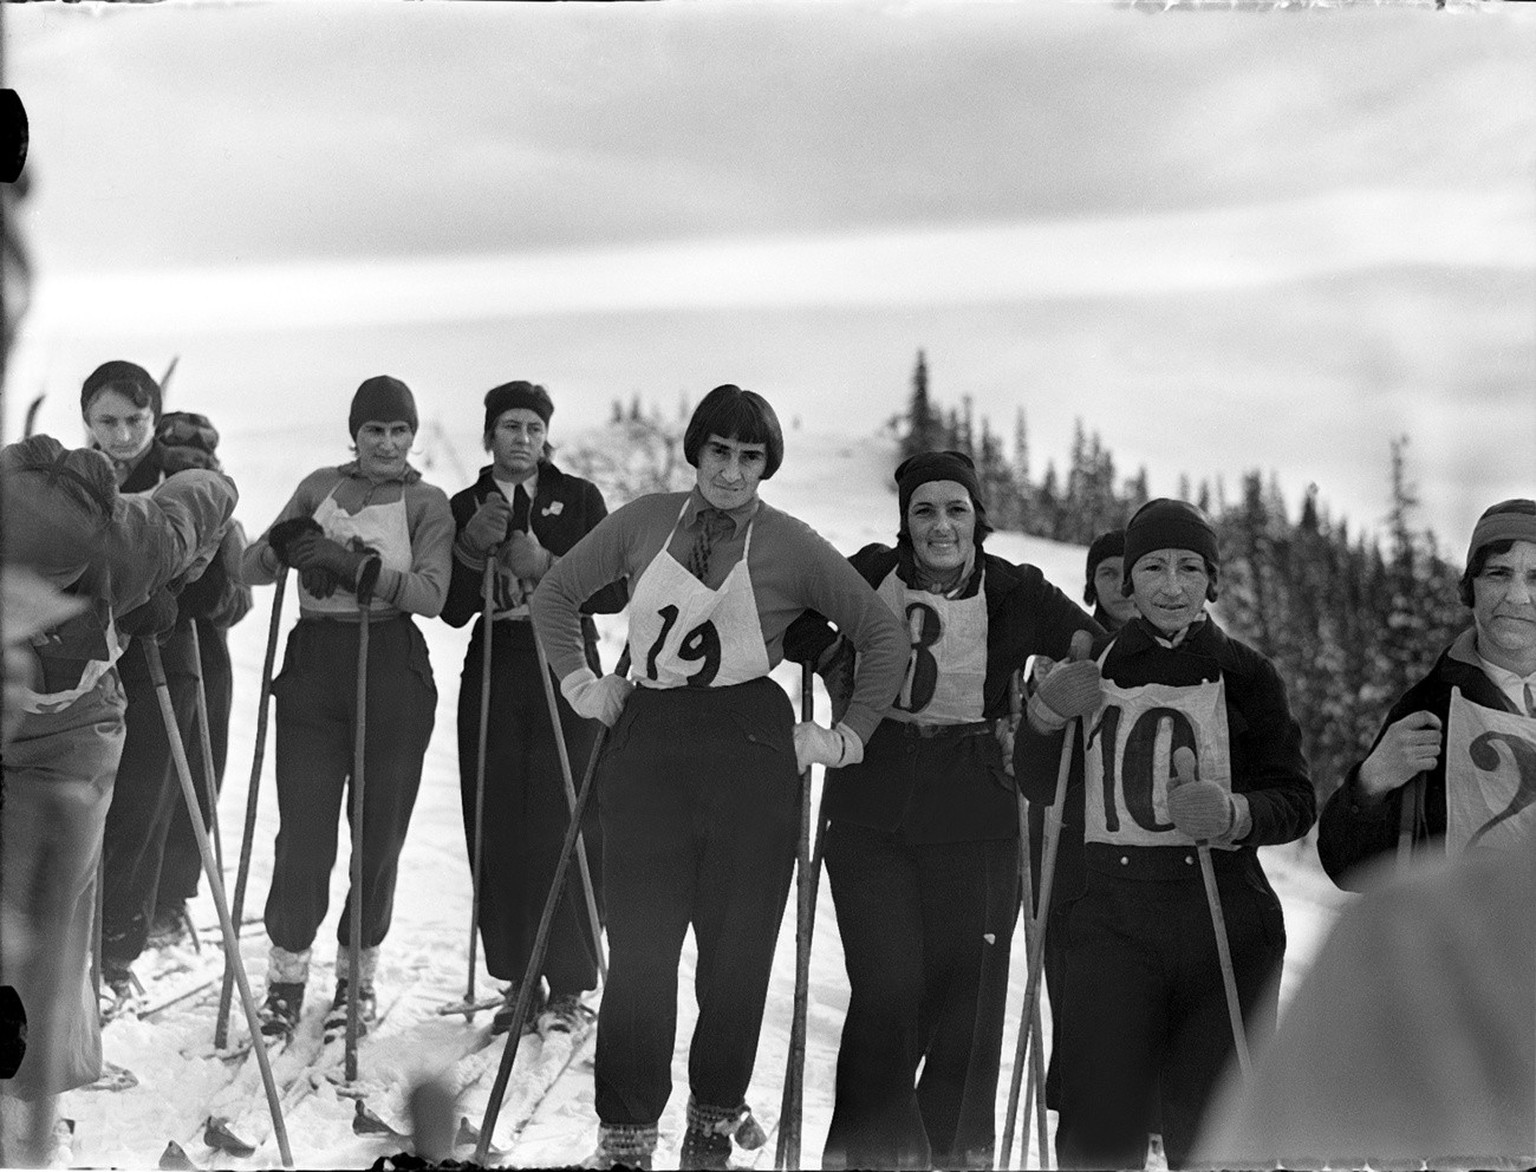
left=1168, top=746, right=1236, bottom=842
left=1028, top=656, right=1101, bottom=730
left=560, top=667, right=635, bottom=727
left=267, top=516, right=323, bottom=566
left=462, top=493, right=513, bottom=556
left=300, top=565, right=341, bottom=599
left=502, top=528, right=554, bottom=582
left=118, top=586, right=180, bottom=642
left=793, top=721, right=864, bottom=772
left=1358, top=710, right=1443, bottom=800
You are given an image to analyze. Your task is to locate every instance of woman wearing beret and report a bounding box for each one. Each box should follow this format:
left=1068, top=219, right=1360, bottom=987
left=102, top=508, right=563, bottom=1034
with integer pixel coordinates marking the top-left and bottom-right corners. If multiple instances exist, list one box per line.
left=439, top=380, right=626, bottom=1036
left=532, top=384, right=907, bottom=1170
left=241, top=376, right=454, bottom=1041
left=82, top=361, right=252, bottom=1009
left=1014, top=498, right=1315, bottom=1169
left=787, top=449, right=1100, bottom=1170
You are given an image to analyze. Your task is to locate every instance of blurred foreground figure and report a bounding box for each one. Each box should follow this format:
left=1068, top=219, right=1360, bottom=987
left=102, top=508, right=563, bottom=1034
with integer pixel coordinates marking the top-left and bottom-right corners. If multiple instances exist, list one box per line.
left=1196, top=845, right=1535, bottom=1171
left=0, top=435, right=235, bottom=1164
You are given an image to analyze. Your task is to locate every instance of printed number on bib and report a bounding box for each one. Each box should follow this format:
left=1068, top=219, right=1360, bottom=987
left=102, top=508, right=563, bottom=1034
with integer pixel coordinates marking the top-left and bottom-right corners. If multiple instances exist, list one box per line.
left=894, top=601, right=942, bottom=714
left=1089, top=706, right=1198, bottom=834
left=645, top=604, right=721, bottom=687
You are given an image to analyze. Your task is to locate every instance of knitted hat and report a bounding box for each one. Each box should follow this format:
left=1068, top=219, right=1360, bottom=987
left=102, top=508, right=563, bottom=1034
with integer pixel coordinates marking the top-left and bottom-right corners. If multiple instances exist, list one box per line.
left=1460, top=498, right=1536, bottom=606
left=80, top=360, right=161, bottom=421
left=483, top=380, right=553, bottom=435
left=1085, top=528, right=1126, bottom=604
left=348, top=376, right=417, bottom=438
left=1122, top=498, right=1219, bottom=597
left=894, top=450, right=985, bottom=519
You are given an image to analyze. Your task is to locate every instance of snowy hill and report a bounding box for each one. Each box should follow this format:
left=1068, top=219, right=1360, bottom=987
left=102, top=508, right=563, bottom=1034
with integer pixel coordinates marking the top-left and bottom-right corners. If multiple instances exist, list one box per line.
left=51, top=421, right=1349, bottom=1171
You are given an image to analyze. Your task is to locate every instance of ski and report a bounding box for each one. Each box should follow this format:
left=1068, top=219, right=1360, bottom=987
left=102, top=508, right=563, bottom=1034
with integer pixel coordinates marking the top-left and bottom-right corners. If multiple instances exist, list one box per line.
left=453, top=1015, right=596, bottom=1162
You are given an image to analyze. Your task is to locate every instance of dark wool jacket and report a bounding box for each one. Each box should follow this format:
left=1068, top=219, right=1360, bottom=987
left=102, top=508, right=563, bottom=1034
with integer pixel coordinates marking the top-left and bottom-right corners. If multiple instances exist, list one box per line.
left=441, top=461, right=627, bottom=662
left=786, top=544, right=1100, bottom=841
left=118, top=441, right=251, bottom=681
left=1317, top=628, right=1520, bottom=892
left=1015, top=615, right=1315, bottom=896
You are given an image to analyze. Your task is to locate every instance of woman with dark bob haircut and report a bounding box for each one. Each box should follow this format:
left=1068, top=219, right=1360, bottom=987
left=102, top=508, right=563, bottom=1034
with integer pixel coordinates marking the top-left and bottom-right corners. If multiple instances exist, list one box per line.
left=532, top=384, right=907, bottom=1169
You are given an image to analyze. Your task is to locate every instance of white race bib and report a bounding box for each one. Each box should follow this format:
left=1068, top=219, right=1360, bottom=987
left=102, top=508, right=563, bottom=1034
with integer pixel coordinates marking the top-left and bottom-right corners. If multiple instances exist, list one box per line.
left=876, top=566, right=988, bottom=725
left=1445, top=686, right=1536, bottom=857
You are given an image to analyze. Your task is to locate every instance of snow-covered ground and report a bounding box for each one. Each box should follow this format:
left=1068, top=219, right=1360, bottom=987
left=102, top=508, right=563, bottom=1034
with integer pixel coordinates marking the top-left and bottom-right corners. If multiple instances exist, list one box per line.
left=53, top=422, right=1352, bottom=1170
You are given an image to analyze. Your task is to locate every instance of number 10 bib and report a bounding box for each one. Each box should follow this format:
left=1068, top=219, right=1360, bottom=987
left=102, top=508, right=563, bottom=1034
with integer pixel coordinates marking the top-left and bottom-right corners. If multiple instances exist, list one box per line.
left=1083, top=672, right=1233, bottom=848
left=627, top=502, right=771, bottom=689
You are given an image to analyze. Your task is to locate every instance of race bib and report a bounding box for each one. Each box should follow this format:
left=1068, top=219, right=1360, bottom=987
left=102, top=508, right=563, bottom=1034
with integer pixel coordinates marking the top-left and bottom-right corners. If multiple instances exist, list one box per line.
left=1083, top=675, right=1231, bottom=847
left=1445, top=686, right=1536, bottom=857
left=877, top=568, right=987, bottom=724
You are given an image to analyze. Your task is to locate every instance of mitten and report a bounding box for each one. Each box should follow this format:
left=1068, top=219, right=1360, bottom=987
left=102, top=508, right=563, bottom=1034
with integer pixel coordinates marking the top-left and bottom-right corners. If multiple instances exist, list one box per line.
left=1168, top=747, right=1236, bottom=842
left=792, top=721, right=863, bottom=772
left=560, top=667, right=635, bottom=727
left=462, top=493, right=512, bottom=555
left=300, top=565, right=340, bottom=599
left=502, top=529, right=554, bottom=581
left=1029, top=659, right=1102, bottom=727
left=268, top=516, right=323, bottom=565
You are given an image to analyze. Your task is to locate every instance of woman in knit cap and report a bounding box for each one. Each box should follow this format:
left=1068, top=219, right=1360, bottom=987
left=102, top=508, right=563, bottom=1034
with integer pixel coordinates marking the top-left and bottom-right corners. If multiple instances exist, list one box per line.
left=439, top=380, right=626, bottom=1036
left=1318, top=498, right=1536, bottom=887
left=531, top=384, right=907, bottom=1171
left=1083, top=527, right=1137, bottom=633
left=1013, top=497, right=1315, bottom=1170
left=82, top=361, right=252, bottom=1010
left=241, top=376, right=453, bottom=1041
left=785, top=449, right=1100, bottom=1171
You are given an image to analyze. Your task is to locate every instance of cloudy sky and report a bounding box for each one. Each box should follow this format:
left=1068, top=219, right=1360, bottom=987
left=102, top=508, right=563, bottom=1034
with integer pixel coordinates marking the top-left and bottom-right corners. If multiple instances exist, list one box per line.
left=6, top=1, right=1534, bottom=546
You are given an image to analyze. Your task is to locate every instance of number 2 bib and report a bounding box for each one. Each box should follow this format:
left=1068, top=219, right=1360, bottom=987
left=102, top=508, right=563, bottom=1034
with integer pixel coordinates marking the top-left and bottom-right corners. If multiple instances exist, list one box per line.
left=876, top=566, right=988, bottom=725
left=627, top=502, right=771, bottom=689
left=1083, top=667, right=1233, bottom=848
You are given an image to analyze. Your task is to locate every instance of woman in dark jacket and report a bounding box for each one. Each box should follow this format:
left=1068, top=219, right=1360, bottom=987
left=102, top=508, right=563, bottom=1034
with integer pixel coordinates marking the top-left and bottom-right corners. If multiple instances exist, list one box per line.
left=439, top=380, right=626, bottom=1036
left=1014, top=498, right=1315, bottom=1170
left=787, top=450, right=1100, bottom=1171
left=85, top=361, right=251, bottom=1005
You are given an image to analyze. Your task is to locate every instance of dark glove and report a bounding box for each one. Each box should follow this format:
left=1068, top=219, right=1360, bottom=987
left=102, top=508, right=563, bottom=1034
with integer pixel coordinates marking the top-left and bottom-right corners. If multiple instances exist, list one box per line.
left=462, top=493, right=512, bottom=556
left=501, top=529, right=553, bottom=581
left=300, top=565, right=341, bottom=599
left=292, top=536, right=382, bottom=603
left=268, top=517, right=324, bottom=565
left=118, top=587, right=180, bottom=642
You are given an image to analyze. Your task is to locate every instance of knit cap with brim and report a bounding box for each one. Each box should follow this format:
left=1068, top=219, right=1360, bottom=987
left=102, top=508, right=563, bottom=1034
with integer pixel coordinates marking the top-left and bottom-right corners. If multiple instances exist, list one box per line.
left=1466, top=499, right=1536, bottom=565
left=81, top=360, right=162, bottom=421
left=1121, top=498, right=1219, bottom=595
left=348, top=376, right=418, bottom=438
left=483, top=381, right=553, bottom=434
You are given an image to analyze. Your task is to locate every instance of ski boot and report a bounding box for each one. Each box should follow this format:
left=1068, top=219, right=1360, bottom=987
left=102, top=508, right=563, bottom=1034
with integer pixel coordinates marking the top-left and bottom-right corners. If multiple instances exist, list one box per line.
left=99, top=962, right=138, bottom=1024
left=538, top=991, right=595, bottom=1037
left=147, top=902, right=194, bottom=950
left=491, top=978, right=546, bottom=1036
left=679, top=1098, right=767, bottom=1171
left=581, top=1123, right=657, bottom=1170
left=324, top=978, right=377, bottom=1041
left=258, top=981, right=305, bottom=1042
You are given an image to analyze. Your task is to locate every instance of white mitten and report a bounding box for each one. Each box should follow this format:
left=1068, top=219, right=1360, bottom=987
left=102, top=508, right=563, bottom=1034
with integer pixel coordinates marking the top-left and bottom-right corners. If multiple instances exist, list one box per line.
left=792, top=721, right=864, bottom=772
left=560, top=667, right=635, bottom=727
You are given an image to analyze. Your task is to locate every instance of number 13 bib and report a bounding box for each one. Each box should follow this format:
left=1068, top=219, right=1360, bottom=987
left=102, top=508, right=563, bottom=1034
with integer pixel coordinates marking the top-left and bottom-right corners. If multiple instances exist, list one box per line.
left=1083, top=671, right=1233, bottom=847
left=627, top=502, right=770, bottom=689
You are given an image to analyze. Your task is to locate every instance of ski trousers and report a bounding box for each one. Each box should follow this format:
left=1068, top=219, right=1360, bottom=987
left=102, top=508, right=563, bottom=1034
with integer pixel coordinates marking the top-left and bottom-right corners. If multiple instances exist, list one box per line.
left=0, top=674, right=124, bottom=1096
left=593, top=677, right=799, bottom=1126
left=263, top=616, right=436, bottom=956
left=456, top=619, right=602, bottom=993
left=1053, top=856, right=1285, bottom=1170
left=99, top=634, right=198, bottom=969
left=821, top=822, right=1019, bottom=1171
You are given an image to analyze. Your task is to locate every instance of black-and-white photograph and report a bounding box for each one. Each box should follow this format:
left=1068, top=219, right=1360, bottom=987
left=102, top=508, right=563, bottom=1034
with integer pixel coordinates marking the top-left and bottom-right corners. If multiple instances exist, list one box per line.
left=2, top=1, right=1533, bottom=1169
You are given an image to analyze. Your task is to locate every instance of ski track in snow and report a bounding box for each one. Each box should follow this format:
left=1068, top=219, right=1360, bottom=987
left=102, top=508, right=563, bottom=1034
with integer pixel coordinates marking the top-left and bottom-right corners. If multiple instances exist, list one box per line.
left=55, top=427, right=1355, bottom=1170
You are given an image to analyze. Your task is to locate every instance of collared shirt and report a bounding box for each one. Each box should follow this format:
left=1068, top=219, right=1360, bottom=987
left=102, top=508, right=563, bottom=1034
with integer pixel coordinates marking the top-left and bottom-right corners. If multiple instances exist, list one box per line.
left=492, top=470, right=538, bottom=517
left=1476, top=653, right=1536, bottom=716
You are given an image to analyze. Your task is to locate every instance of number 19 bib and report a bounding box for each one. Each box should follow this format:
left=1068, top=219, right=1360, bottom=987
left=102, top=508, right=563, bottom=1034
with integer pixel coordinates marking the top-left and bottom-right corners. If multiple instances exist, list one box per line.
left=1083, top=672, right=1233, bottom=848
left=627, top=502, right=770, bottom=689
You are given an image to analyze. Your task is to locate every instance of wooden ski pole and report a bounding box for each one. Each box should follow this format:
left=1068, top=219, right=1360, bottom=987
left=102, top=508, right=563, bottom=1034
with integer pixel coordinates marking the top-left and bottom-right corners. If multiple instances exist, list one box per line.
left=999, top=631, right=1091, bottom=1169
left=345, top=576, right=374, bottom=1084
left=1396, top=771, right=1423, bottom=874
left=187, top=622, right=225, bottom=880
left=474, top=649, right=630, bottom=1166
left=527, top=587, right=608, bottom=983
left=1007, top=671, right=1049, bottom=1168
left=1172, top=747, right=1252, bottom=1080
left=144, top=640, right=291, bottom=1166
left=216, top=567, right=286, bottom=1050
left=775, top=663, right=818, bottom=1171
left=456, top=556, right=497, bottom=1017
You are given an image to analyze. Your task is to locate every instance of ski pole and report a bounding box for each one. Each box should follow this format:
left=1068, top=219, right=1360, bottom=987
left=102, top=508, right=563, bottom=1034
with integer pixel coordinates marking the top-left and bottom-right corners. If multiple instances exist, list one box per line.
left=999, top=630, right=1091, bottom=1169
left=345, top=575, right=375, bottom=1084
left=1396, top=771, right=1423, bottom=874
left=474, top=648, right=630, bottom=1166
left=188, top=622, right=226, bottom=882
left=1172, top=747, right=1252, bottom=1080
left=457, top=556, right=497, bottom=1018
left=143, top=639, right=291, bottom=1167
left=216, top=567, right=286, bottom=1050
left=527, top=587, right=608, bottom=983
left=775, top=662, right=818, bottom=1171
left=1006, top=670, right=1049, bottom=1169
